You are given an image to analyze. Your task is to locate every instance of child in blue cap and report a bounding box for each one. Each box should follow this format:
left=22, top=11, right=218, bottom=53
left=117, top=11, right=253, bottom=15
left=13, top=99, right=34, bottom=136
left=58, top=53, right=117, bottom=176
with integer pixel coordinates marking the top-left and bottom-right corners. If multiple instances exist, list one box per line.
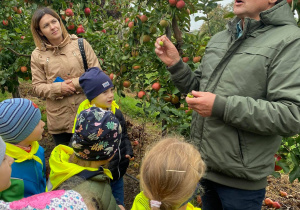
left=0, top=98, right=46, bottom=201
left=72, top=67, right=133, bottom=207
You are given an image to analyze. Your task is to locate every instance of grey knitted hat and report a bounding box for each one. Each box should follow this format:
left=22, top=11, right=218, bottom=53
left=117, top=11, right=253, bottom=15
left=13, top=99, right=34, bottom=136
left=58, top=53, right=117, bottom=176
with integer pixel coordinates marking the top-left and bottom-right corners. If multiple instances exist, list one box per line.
left=0, top=136, right=6, bottom=165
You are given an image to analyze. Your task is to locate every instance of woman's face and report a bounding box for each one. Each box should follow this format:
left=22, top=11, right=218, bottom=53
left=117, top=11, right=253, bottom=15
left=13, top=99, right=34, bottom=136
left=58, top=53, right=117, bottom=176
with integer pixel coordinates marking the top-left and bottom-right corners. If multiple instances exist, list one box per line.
left=38, top=14, right=63, bottom=46
left=0, top=155, right=14, bottom=192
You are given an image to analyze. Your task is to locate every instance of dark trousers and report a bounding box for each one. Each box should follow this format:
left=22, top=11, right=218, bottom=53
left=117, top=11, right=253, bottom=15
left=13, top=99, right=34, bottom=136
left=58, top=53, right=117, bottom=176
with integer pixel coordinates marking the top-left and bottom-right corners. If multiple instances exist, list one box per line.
left=200, top=179, right=266, bottom=210
left=110, top=177, right=124, bottom=206
left=52, top=133, right=73, bottom=146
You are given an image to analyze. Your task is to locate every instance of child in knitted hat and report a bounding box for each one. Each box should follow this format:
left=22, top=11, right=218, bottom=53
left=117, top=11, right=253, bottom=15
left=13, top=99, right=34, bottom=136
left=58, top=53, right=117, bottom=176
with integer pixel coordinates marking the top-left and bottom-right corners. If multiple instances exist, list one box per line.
left=47, top=107, right=121, bottom=209
left=0, top=137, right=91, bottom=210
left=0, top=98, right=46, bottom=202
left=73, top=66, right=133, bottom=206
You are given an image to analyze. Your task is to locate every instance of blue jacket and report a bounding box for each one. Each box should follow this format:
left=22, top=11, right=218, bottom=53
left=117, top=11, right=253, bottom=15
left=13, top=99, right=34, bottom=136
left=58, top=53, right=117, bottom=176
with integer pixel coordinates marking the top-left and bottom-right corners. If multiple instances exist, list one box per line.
left=0, top=144, right=46, bottom=201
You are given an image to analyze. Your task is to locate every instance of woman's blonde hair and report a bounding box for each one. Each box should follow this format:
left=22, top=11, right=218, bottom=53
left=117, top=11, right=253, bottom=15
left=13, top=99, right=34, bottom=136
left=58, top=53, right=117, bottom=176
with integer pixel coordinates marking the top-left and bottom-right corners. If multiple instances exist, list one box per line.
left=140, top=137, right=206, bottom=210
left=30, top=7, right=68, bottom=49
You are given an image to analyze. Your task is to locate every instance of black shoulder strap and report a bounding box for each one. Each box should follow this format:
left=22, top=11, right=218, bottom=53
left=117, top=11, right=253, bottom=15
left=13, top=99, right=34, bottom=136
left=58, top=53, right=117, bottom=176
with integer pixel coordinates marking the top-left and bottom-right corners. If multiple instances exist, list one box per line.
left=78, top=38, right=88, bottom=71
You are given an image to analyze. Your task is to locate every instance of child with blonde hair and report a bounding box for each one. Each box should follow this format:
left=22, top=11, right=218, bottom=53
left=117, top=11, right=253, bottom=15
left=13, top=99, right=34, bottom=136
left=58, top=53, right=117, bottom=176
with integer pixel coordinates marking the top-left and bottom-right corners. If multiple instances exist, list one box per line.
left=132, top=137, right=206, bottom=210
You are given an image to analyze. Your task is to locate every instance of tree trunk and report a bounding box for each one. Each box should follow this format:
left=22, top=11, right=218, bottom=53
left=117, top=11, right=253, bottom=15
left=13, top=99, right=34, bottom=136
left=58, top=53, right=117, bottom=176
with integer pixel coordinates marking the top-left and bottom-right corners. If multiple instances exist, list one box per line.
left=12, top=75, right=20, bottom=98
left=172, top=18, right=183, bottom=56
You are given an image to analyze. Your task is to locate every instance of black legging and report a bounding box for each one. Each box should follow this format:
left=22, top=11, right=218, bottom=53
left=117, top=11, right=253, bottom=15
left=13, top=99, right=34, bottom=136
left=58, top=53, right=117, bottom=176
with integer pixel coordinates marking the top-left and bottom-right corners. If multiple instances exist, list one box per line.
left=52, top=133, right=73, bottom=146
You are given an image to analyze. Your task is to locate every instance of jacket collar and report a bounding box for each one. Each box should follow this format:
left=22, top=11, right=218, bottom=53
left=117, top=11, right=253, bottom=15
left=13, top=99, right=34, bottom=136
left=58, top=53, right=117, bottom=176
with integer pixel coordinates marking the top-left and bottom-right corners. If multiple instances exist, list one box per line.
left=41, top=34, right=71, bottom=54
left=228, top=0, right=296, bottom=39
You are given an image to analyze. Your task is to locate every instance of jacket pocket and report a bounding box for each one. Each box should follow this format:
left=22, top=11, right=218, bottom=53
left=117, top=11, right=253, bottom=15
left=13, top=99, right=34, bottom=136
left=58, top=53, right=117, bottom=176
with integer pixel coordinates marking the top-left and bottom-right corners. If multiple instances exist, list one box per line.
left=236, top=129, right=249, bottom=167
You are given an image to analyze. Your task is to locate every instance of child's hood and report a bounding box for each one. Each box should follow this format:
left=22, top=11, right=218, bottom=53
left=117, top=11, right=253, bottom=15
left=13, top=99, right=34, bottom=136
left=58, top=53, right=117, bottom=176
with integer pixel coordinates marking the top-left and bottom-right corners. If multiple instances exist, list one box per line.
left=47, top=145, right=99, bottom=191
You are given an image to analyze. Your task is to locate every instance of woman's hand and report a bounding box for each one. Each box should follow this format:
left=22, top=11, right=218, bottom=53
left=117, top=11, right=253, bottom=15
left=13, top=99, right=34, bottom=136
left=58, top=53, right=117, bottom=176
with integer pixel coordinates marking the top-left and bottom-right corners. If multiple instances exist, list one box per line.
left=155, top=35, right=181, bottom=67
left=61, top=80, right=76, bottom=96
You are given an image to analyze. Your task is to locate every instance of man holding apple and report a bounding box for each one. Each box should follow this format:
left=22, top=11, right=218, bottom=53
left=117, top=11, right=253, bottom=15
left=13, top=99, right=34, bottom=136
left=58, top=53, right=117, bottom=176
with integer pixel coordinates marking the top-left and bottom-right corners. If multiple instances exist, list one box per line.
left=155, top=0, right=300, bottom=209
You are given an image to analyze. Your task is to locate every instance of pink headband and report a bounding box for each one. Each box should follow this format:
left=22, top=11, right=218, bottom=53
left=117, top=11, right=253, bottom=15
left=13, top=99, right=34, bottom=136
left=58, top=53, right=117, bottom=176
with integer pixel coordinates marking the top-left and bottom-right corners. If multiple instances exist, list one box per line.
left=150, top=200, right=162, bottom=208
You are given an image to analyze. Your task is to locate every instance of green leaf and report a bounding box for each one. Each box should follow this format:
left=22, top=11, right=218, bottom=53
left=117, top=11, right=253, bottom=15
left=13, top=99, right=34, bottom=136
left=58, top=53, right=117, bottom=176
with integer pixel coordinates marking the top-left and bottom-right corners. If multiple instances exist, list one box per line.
left=14, top=28, right=22, bottom=33
left=271, top=171, right=281, bottom=178
left=223, top=12, right=235, bottom=19
left=289, top=165, right=300, bottom=183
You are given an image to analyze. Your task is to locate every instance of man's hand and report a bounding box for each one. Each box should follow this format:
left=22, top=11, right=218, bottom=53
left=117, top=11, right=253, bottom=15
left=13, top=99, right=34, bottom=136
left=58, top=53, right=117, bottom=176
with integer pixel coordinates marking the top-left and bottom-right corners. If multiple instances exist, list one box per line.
left=61, top=80, right=76, bottom=96
left=155, top=35, right=181, bottom=67
left=185, top=91, right=216, bottom=117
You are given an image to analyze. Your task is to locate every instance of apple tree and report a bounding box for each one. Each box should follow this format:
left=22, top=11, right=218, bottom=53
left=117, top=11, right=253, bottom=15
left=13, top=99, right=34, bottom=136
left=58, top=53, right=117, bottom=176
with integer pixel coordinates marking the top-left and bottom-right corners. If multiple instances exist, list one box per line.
left=0, top=0, right=299, bottom=182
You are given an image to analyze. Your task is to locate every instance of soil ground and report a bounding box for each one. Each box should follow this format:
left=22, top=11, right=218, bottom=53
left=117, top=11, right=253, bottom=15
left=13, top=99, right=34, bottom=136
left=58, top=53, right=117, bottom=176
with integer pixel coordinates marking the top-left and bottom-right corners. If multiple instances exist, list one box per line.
left=18, top=82, right=300, bottom=209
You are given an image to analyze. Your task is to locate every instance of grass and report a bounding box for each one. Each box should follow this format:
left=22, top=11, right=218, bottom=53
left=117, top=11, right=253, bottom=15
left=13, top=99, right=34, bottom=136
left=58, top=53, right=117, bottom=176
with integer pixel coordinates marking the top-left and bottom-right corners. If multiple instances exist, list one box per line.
left=0, top=91, right=11, bottom=101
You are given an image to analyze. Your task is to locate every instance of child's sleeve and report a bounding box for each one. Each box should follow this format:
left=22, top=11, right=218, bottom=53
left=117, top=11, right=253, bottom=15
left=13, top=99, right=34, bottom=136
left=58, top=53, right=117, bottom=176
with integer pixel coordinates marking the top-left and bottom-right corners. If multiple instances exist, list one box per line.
left=116, top=110, right=133, bottom=157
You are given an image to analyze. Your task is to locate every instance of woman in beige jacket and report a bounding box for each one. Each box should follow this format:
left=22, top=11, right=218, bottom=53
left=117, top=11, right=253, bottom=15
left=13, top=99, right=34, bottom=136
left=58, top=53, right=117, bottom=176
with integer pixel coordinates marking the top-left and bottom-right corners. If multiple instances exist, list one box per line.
left=30, top=7, right=101, bottom=145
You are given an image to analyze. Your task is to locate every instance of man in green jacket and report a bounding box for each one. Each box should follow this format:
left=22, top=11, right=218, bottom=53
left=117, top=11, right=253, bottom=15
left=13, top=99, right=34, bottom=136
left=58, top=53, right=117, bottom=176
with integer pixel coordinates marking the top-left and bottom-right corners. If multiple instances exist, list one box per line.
left=155, top=0, right=300, bottom=209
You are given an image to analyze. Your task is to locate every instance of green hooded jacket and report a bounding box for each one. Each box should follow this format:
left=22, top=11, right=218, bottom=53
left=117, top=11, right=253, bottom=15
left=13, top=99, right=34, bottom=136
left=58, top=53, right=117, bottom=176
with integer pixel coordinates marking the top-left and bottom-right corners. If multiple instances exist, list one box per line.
left=168, top=0, right=300, bottom=190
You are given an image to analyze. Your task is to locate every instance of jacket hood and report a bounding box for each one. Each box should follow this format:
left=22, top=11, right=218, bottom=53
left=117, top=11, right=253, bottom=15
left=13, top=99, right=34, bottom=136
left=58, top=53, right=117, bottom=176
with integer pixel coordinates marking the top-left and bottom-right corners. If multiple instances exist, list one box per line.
left=42, top=34, right=71, bottom=54
left=259, top=0, right=297, bottom=26
left=47, top=145, right=99, bottom=191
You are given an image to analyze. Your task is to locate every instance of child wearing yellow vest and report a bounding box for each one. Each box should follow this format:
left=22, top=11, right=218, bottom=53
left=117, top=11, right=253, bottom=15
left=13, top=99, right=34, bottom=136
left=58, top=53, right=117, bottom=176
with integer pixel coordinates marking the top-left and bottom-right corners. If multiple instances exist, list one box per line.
left=131, top=137, right=206, bottom=210
left=0, top=98, right=46, bottom=202
left=73, top=67, right=133, bottom=206
left=47, top=107, right=121, bottom=209
left=0, top=136, right=91, bottom=209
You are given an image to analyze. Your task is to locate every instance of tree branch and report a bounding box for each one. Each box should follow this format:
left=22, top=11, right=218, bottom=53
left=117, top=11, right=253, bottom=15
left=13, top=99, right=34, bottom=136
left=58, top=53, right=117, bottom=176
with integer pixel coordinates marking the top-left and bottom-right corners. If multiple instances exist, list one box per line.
left=7, top=47, right=31, bottom=57
left=172, top=17, right=183, bottom=56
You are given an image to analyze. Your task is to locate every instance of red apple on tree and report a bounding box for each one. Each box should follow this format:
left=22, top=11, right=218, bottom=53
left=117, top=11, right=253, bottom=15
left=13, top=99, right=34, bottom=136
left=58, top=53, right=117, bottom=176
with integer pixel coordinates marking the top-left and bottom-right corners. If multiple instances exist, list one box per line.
left=16, top=9, right=22, bottom=14
left=133, top=65, right=141, bottom=70
left=67, top=24, right=75, bottom=30
left=274, top=154, right=282, bottom=171
left=76, top=26, right=85, bottom=34
left=12, top=6, right=18, bottom=12
left=193, top=56, right=201, bottom=63
left=171, top=95, right=179, bottom=104
left=182, top=57, right=189, bottom=63
left=123, top=80, right=131, bottom=88
left=20, top=66, right=27, bottom=73
left=176, top=0, right=186, bottom=9
left=152, top=82, right=161, bottom=91
left=65, top=8, right=74, bottom=17
left=84, top=8, right=91, bottom=16
left=140, top=15, right=148, bottom=23
left=21, top=36, right=25, bottom=39
left=287, top=0, right=292, bottom=5
left=138, top=91, right=146, bottom=99
left=2, top=20, right=9, bottom=26
left=101, top=29, right=106, bottom=33
left=109, top=73, right=114, bottom=80
left=169, top=0, right=177, bottom=6
left=125, top=17, right=130, bottom=23
left=128, top=21, right=134, bottom=29
left=163, top=94, right=172, bottom=102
